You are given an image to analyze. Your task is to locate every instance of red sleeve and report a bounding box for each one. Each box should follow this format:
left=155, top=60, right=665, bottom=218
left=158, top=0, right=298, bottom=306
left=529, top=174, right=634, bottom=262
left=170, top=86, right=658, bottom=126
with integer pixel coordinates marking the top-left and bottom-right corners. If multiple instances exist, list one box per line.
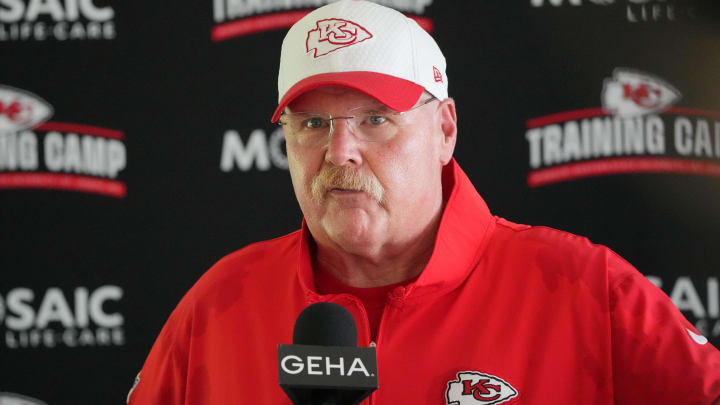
left=609, top=253, right=720, bottom=404
left=126, top=289, right=195, bottom=405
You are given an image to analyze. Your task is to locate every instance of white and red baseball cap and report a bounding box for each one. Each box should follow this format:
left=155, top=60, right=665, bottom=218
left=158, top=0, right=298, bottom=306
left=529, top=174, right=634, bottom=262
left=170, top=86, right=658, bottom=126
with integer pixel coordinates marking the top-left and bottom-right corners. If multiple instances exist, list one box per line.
left=271, top=0, right=448, bottom=122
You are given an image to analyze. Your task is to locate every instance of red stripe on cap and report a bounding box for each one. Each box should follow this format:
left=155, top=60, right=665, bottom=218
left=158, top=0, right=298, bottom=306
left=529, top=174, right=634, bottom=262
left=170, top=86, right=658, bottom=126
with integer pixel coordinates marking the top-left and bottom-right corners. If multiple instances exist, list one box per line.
left=271, top=72, right=424, bottom=122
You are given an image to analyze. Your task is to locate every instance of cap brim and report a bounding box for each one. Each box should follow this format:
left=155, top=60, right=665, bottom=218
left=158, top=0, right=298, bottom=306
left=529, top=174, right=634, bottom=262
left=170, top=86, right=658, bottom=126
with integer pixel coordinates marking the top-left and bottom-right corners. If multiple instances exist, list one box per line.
left=271, top=72, right=424, bottom=122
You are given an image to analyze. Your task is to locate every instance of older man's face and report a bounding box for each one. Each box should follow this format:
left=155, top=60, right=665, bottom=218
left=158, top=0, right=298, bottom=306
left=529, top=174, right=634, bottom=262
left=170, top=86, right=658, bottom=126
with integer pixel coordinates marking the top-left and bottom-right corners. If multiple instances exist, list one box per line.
left=283, top=87, right=454, bottom=257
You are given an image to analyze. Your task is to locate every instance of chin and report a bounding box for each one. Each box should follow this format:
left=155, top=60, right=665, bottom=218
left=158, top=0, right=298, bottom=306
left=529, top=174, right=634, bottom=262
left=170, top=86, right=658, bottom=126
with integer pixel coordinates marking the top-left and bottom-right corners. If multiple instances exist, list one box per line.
left=322, top=213, right=380, bottom=251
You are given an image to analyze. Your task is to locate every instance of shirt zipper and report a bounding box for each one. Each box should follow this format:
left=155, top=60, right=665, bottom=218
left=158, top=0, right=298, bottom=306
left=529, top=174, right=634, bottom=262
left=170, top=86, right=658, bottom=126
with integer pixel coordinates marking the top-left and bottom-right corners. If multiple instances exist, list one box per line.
left=366, top=285, right=405, bottom=405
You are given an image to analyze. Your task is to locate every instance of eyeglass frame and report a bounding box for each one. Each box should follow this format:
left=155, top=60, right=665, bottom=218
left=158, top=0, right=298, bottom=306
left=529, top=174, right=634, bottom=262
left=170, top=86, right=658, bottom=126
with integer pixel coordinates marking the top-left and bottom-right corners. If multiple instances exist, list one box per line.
left=278, top=96, right=438, bottom=144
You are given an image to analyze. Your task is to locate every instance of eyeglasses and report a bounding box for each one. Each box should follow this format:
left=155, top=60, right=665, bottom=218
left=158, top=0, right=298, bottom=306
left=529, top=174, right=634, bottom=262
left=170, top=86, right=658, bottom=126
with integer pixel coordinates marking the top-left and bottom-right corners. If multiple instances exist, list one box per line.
left=278, top=97, right=437, bottom=145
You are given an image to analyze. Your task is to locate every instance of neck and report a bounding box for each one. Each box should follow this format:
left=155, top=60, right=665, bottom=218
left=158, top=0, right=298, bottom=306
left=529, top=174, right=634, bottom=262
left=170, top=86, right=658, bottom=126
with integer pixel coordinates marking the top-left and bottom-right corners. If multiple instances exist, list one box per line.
left=312, top=204, right=443, bottom=288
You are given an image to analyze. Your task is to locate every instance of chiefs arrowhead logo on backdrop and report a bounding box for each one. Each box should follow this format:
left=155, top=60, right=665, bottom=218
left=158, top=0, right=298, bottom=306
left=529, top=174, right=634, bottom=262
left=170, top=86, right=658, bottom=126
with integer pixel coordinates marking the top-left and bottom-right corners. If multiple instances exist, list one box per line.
left=0, top=392, right=48, bottom=405
left=0, top=85, right=53, bottom=132
left=306, top=18, right=373, bottom=58
left=447, top=371, right=518, bottom=405
left=602, top=68, right=681, bottom=118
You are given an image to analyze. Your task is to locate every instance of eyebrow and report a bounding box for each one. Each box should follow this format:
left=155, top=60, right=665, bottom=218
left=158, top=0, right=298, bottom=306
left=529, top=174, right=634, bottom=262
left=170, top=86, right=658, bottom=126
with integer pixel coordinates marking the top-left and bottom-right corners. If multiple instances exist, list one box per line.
left=285, top=102, right=395, bottom=115
left=362, top=103, right=393, bottom=113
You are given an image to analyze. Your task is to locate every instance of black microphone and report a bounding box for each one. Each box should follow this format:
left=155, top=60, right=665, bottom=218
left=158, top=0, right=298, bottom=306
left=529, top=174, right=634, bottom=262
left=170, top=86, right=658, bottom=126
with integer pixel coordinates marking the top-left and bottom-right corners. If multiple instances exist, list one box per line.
left=278, top=302, right=379, bottom=405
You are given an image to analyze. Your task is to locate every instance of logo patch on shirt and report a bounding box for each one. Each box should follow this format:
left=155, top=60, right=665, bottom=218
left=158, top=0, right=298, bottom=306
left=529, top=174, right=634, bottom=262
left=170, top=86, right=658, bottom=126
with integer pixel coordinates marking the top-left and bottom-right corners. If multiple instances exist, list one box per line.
left=446, top=371, right=518, bottom=405
left=306, top=18, right=372, bottom=58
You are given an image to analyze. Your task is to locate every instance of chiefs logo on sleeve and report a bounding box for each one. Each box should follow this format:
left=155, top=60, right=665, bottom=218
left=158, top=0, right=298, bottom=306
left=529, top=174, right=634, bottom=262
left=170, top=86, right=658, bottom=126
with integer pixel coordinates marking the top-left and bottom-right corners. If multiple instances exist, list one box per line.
left=446, top=371, right=518, bottom=405
left=306, top=18, right=373, bottom=58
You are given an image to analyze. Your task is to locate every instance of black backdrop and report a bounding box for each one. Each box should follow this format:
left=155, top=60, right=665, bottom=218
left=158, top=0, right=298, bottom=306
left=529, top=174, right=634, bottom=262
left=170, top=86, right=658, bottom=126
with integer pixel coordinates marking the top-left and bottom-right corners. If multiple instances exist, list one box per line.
left=2, top=0, right=719, bottom=403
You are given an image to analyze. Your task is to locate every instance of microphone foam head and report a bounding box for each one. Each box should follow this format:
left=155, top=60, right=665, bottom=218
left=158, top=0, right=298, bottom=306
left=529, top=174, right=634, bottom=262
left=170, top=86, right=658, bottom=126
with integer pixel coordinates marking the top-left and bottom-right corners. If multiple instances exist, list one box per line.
left=293, top=302, right=358, bottom=347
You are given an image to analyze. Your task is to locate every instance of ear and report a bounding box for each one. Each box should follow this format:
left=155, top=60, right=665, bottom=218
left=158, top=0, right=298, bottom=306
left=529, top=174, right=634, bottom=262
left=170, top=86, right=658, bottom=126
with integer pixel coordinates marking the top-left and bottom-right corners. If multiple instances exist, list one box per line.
left=437, top=98, right=457, bottom=166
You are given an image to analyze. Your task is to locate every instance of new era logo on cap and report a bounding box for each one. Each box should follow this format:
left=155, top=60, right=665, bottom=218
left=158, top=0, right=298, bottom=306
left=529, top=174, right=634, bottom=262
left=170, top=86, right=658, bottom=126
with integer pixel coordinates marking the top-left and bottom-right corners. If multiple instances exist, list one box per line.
left=433, top=66, right=443, bottom=83
left=307, top=19, right=373, bottom=58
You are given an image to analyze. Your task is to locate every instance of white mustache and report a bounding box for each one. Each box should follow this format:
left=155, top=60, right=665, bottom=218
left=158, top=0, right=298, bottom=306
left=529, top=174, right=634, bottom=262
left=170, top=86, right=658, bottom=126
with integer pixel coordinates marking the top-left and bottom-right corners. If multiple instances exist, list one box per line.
left=310, top=166, right=384, bottom=204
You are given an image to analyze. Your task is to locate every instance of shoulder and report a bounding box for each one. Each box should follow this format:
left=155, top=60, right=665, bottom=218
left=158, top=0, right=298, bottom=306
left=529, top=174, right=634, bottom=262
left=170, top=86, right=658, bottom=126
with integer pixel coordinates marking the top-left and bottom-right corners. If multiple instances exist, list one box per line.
left=492, top=216, right=602, bottom=252
left=489, top=216, right=637, bottom=284
left=212, top=230, right=301, bottom=272
left=150, top=229, right=302, bottom=337
left=187, top=230, right=302, bottom=302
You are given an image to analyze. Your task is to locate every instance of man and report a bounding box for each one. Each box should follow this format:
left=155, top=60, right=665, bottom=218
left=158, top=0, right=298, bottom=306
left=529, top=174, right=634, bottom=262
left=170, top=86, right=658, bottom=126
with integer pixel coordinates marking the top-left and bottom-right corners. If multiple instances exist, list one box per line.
left=128, top=1, right=720, bottom=404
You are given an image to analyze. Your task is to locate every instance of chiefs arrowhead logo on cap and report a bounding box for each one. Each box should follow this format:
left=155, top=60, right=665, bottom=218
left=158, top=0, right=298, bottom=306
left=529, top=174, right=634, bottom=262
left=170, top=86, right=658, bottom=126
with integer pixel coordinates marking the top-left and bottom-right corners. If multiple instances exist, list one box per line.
left=306, top=18, right=373, bottom=58
left=602, top=68, right=681, bottom=118
left=446, top=371, right=518, bottom=405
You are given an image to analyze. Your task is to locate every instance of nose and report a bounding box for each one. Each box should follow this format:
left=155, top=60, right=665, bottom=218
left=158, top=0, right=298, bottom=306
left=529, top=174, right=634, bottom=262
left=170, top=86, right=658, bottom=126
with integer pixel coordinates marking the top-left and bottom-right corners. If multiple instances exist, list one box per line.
left=325, top=118, right=362, bottom=167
